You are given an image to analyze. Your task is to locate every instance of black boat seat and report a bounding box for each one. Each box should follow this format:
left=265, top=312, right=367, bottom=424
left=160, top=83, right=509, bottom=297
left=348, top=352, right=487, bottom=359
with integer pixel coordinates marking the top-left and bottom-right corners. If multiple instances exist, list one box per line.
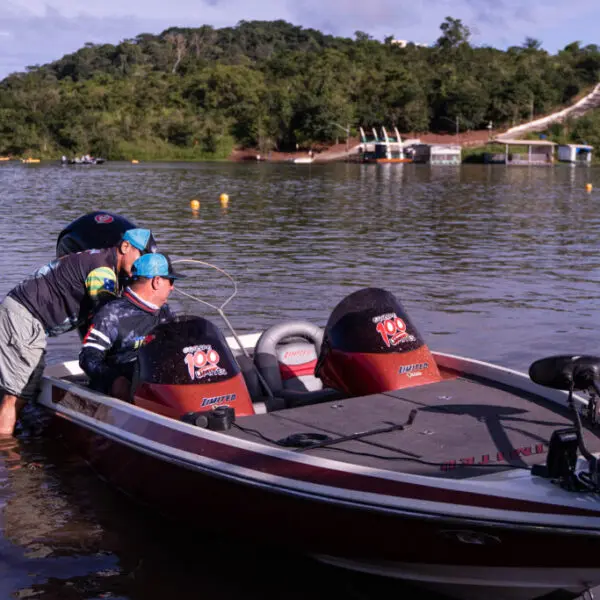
left=253, top=321, right=345, bottom=408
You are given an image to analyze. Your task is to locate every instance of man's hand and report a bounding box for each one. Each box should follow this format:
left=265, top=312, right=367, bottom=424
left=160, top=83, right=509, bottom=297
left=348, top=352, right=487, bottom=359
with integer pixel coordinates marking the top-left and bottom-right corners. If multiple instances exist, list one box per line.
left=110, top=376, right=131, bottom=402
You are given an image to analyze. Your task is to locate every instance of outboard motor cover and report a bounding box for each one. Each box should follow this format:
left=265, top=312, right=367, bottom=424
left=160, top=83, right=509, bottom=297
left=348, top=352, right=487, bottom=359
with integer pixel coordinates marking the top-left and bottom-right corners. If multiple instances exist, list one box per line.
left=133, top=316, right=255, bottom=418
left=315, top=288, right=441, bottom=395
left=56, top=211, right=137, bottom=257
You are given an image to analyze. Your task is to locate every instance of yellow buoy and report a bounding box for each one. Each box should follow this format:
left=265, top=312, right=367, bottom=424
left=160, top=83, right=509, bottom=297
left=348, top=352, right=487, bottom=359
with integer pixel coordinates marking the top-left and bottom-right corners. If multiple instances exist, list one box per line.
left=190, top=199, right=200, bottom=211
left=131, top=159, right=139, bottom=164
left=219, top=193, right=229, bottom=206
left=586, top=183, right=593, bottom=193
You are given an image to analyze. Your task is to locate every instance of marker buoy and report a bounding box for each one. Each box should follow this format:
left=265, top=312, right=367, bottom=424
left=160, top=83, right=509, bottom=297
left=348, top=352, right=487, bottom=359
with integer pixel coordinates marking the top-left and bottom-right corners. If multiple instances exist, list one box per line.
left=586, top=183, right=593, bottom=193
left=190, top=199, right=200, bottom=210
left=219, top=193, right=229, bottom=205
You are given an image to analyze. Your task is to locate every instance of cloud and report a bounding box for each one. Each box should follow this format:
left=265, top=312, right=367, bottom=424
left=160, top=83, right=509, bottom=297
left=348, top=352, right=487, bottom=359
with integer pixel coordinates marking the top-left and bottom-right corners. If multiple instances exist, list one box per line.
left=282, top=0, right=600, bottom=48
left=0, top=7, right=159, bottom=77
left=1, top=0, right=599, bottom=79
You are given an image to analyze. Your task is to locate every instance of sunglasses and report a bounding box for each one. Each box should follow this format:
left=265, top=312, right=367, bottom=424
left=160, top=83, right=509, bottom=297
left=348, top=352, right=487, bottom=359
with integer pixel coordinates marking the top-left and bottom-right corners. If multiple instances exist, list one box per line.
left=148, top=275, right=174, bottom=286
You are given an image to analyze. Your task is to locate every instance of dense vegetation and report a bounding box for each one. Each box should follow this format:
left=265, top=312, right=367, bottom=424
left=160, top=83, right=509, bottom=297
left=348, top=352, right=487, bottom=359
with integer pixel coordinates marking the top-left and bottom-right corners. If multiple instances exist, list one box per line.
left=1, top=18, right=599, bottom=159
left=538, top=112, right=600, bottom=150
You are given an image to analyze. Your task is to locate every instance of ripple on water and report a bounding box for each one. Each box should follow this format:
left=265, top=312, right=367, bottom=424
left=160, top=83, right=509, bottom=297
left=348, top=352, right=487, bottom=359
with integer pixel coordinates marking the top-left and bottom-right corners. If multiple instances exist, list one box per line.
left=1, top=161, right=600, bottom=598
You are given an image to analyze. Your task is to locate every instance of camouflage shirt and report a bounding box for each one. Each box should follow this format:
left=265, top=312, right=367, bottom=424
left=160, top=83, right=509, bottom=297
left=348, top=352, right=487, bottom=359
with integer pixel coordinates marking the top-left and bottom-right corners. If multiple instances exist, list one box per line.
left=79, top=288, right=173, bottom=394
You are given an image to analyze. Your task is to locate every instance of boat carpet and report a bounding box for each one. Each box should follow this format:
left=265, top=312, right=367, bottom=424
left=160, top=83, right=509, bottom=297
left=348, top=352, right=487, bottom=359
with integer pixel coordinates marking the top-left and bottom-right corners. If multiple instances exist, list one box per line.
left=226, top=375, right=600, bottom=479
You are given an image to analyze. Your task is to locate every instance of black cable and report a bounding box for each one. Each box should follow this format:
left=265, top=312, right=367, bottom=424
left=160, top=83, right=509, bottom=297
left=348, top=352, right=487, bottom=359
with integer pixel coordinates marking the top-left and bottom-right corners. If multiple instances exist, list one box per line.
left=232, top=423, right=281, bottom=445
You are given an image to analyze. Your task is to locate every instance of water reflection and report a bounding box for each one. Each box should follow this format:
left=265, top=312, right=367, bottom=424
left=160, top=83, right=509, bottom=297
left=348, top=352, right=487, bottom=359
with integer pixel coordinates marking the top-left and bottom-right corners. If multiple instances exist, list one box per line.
left=1, top=426, right=440, bottom=600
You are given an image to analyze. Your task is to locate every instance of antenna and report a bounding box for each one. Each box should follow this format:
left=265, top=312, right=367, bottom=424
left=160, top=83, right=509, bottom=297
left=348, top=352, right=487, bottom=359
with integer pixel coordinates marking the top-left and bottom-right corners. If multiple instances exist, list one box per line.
left=171, top=259, right=274, bottom=401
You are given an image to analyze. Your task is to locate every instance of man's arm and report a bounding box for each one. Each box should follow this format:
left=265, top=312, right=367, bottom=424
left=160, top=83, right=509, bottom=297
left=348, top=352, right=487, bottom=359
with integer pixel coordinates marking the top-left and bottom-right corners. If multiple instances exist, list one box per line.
left=79, top=305, right=121, bottom=392
left=78, top=266, right=119, bottom=339
left=85, top=266, right=119, bottom=307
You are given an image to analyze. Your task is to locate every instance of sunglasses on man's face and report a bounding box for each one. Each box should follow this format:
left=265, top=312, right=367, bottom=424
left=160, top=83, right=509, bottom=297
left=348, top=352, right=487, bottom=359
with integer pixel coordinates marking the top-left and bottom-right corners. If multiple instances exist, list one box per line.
left=150, top=276, right=174, bottom=286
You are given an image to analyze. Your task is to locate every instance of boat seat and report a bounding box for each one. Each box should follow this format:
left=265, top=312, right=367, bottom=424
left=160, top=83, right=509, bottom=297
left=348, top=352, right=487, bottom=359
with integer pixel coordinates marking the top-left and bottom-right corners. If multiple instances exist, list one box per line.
left=253, top=321, right=345, bottom=409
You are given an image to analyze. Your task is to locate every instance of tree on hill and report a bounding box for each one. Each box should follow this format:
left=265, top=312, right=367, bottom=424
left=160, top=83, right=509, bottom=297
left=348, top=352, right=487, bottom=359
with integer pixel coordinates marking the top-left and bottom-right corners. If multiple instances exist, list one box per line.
left=0, top=18, right=599, bottom=159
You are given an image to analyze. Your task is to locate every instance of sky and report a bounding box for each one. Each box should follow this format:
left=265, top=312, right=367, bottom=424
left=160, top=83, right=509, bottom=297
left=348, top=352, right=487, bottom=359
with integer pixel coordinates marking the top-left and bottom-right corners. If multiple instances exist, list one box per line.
left=1, top=0, right=600, bottom=79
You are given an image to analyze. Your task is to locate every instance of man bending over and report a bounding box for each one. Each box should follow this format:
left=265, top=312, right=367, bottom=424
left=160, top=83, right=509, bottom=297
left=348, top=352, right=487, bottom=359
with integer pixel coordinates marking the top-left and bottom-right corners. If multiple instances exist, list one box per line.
left=0, top=228, right=158, bottom=435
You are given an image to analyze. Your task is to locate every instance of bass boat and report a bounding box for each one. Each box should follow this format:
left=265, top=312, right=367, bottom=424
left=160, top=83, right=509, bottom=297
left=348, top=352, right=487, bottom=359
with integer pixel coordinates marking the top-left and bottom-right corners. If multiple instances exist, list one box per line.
left=61, top=157, right=106, bottom=165
left=37, top=213, right=600, bottom=600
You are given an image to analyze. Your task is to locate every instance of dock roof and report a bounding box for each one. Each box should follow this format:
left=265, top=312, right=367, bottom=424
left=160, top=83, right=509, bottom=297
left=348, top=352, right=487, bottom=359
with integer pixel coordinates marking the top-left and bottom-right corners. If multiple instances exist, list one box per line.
left=491, top=138, right=557, bottom=146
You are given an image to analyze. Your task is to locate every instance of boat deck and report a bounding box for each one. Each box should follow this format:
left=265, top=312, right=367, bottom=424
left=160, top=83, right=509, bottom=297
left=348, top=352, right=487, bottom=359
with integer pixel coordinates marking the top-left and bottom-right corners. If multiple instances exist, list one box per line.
left=226, top=375, right=600, bottom=479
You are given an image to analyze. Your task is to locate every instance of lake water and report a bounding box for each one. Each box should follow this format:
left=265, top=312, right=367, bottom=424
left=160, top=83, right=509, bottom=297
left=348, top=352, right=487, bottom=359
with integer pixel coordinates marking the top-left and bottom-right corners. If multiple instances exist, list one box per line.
left=1, top=161, right=600, bottom=599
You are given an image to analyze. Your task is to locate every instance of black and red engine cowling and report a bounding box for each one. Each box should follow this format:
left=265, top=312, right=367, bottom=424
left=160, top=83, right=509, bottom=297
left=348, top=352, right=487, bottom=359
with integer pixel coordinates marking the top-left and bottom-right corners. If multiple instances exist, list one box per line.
left=133, top=316, right=254, bottom=418
left=315, top=287, right=441, bottom=395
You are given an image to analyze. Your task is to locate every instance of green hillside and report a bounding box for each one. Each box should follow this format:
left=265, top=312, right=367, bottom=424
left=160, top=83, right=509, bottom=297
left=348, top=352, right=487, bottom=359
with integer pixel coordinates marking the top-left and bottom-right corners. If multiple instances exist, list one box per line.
left=0, top=18, right=599, bottom=160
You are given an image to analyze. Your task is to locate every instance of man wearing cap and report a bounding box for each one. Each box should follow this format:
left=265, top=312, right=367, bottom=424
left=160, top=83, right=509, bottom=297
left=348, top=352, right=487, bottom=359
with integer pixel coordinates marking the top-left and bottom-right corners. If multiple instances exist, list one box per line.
left=0, top=228, right=158, bottom=435
left=79, top=253, right=184, bottom=401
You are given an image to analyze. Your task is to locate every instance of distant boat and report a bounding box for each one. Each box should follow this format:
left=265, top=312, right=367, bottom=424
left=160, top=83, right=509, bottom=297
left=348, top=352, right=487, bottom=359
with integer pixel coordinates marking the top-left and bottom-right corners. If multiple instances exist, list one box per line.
left=291, top=157, right=314, bottom=164
left=63, top=157, right=106, bottom=165
left=0, top=156, right=11, bottom=162
left=21, top=158, right=41, bottom=164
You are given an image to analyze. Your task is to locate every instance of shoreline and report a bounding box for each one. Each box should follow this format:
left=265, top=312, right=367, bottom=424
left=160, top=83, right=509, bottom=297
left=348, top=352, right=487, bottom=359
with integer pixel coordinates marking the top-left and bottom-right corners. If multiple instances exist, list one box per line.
left=3, top=130, right=499, bottom=164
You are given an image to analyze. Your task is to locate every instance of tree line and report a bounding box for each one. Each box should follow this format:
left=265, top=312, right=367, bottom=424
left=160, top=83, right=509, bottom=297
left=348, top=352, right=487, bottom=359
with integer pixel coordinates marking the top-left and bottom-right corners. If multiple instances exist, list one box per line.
left=0, top=18, right=599, bottom=159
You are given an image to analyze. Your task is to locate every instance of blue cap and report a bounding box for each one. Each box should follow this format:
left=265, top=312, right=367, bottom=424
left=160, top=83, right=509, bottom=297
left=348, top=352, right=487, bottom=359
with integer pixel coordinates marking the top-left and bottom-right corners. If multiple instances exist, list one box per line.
left=131, top=253, right=186, bottom=279
left=122, top=228, right=157, bottom=254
